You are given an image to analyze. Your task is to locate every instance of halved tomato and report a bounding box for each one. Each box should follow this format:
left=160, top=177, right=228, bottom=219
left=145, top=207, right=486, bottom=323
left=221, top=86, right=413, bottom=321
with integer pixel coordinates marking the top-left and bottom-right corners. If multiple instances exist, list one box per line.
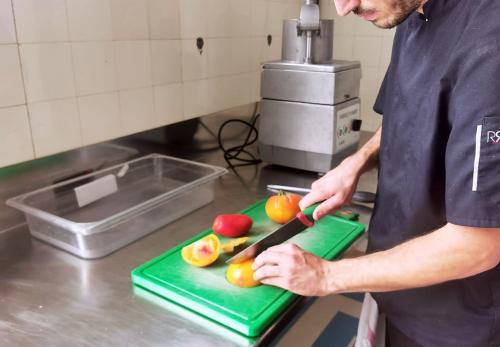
left=181, top=234, right=220, bottom=267
left=226, top=259, right=260, bottom=288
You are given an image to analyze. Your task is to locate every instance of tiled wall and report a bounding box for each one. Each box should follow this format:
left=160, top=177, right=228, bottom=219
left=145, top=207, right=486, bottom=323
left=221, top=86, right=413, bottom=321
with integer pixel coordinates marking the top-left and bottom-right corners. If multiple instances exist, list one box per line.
left=321, top=0, right=394, bottom=131
left=0, top=0, right=301, bottom=168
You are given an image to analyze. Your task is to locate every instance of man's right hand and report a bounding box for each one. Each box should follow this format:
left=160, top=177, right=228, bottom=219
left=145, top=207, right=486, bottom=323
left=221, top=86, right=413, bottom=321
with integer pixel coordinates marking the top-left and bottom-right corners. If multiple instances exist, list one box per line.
left=299, top=127, right=382, bottom=220
left=299, top=156, right=364, bottom=220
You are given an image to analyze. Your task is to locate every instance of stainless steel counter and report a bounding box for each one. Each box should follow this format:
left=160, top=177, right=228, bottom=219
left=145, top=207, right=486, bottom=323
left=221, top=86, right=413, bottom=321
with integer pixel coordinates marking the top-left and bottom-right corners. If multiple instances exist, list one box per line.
left=0, top=126, right=377, bottom=347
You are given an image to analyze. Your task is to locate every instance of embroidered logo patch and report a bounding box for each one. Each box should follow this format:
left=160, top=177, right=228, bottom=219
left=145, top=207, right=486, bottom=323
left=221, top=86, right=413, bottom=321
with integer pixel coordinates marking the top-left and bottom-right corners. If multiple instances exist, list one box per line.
left=487, top=130, right=500, bottom=144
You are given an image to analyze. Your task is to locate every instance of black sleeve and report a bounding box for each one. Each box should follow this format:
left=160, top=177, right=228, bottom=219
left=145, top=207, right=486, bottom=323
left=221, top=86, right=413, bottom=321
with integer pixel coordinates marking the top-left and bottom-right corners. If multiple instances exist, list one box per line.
left=445, top=38, right=500, bottom=227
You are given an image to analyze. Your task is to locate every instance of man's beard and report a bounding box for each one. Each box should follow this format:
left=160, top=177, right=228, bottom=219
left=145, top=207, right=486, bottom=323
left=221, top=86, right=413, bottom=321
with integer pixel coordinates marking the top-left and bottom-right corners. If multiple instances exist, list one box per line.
left=354, top=0, right=423, bottom=29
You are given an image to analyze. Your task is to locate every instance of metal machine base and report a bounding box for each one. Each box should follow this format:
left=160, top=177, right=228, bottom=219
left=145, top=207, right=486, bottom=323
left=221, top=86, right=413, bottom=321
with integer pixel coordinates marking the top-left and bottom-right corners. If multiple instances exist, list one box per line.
left=259, top=143, right=358, bottom=174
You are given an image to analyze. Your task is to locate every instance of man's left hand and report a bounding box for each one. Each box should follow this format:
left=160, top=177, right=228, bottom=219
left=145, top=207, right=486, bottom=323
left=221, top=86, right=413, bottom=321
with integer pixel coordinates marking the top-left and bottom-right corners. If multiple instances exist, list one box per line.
left=252, top=244, right=331, bottom=296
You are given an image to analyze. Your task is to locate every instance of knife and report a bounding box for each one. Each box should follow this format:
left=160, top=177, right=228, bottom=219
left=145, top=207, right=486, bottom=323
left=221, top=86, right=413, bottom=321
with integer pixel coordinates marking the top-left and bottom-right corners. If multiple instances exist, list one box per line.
left=226, top=202, right=320, bottom=264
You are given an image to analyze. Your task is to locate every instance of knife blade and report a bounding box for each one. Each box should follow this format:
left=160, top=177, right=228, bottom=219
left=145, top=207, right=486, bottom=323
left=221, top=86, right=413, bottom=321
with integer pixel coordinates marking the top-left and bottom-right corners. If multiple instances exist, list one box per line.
left=226, top=202, right=320, bottom=264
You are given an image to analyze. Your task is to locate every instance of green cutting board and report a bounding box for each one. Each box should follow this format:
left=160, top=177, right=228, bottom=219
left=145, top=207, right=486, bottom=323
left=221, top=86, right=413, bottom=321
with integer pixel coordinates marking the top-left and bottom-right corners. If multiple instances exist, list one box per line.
left=131, top=199, right=365, bottom=337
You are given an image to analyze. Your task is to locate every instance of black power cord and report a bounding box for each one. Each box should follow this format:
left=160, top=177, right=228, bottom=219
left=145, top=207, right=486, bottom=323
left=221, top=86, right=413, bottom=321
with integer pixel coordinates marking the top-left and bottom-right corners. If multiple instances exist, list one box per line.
left=217, top=106, right=262, bottom=170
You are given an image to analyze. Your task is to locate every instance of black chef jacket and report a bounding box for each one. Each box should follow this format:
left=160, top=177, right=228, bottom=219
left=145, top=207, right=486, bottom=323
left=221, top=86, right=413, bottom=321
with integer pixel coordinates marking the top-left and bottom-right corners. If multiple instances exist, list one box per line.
left=369, top=0, right=500, bottom=346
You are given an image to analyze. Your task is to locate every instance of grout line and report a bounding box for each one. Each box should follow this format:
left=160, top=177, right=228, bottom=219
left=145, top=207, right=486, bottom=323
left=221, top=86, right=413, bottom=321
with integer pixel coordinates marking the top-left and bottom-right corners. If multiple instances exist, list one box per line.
left=106, top=0, right=125, bottom=137
left=64, top=0, right=84, bottom=148
left=13, top=36, right=271, bottom=46
left=9, top=0, right=35, bottom=159
left=0, top=102, right=27, bottom=110
left=145, top=0, right=155, bottom=131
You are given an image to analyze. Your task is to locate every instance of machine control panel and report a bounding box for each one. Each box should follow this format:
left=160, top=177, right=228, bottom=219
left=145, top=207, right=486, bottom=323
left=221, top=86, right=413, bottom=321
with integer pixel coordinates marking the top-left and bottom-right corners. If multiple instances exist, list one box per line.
left=335, top=103, right=361, bottom=153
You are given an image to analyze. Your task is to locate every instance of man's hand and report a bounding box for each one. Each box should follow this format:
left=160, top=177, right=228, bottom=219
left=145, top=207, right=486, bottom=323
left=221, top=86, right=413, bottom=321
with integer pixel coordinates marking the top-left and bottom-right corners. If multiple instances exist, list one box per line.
left=253, top=225, right=500, bottom=297
left=299, top=127, right=381, bottom=221
left=252, top=244, right=331, bottom=296
left=299, top=157, right=363, bottom=221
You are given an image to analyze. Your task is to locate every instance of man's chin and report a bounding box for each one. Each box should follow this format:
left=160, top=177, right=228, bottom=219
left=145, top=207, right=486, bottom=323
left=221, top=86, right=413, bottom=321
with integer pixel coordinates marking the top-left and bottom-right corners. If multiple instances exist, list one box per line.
left=372, top=17, right=398, bottom=29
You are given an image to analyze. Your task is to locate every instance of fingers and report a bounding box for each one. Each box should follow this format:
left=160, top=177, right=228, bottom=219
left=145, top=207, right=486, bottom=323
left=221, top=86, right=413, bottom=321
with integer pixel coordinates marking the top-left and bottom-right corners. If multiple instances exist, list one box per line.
left=260, top=277, right=290, bottom=290
left=253, top=264, right=282, bottom=281
left=253, top=244, right=301, bottom=269
left=299, top=189, right=326, bottom=211
left=252, top=244, right=303, bottom=282
left=253, top=249, right=284, bottom=270
left=313, top=194, right=344, bottom=220
left=265, top=243, right=303, bottom=256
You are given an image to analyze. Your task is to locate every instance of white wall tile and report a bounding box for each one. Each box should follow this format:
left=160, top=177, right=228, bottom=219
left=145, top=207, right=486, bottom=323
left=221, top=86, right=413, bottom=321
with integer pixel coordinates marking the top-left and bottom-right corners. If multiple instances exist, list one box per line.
left=111, top=0, right=149, bottom=40
left=251, top=0, right=268, bottom=37
left=267, top=2, right=286, bottom=37
left=149, top=0, right=180, bottom=39
left=334, top=14, right=356, bottom=37
left=207, top=38, right=230, bottom=78
left=230, top=0, right=251, bottom=38
left=354, top=17, right=385, bottom=36
left=150, top=40, right=182, bottom=85
left=20, top=43, right=76, bottom=103
left=230, top=38, right=251, bottom=74
left=360, top=67, right=380, bottom=100
left=0, top=45, right=25, bottom=107
left=284, top=3, right=300, bottom=21
left=319, top=0, right=336, bottom=19
left=66, top=0, right=113, bottom=41
left=250, top=71, right=261, bottom=102
left=250, top=37, right=269, bottom=71
left=0, top=106, right=34, bottom=167
left=211, top=76, right=231, bottom=112
left=268, top=35, right=282, bottom=61
left=227, top=73, right=252, bottom=109
left=115, top=41, right=152, bottom=90
left=0, top=0, right=16, bottom=43
left=378, top=66, right=388, bottom=86
left=119, top=87, right=156, bottom=135
left=206, top=0, right=230, bottom=38
left=352, top=36, right=382, bottom=68
left=380, top=35, right=394, bottom=69
left=29, top=98, right=82, bottom=157
left=361, top=94, right=381, bottom=131
left=179, top=0, right=208, bottom=39
left=13, top=0, right=69, bottom=43
left=381, top=26, right=396, bottom=37
left=333, top=35, right=353, bottom=60
left=77, top=92, right=121, bottom=145
left=181, top=39, right=209, bottom=81
left=183, top=79, right=211, bottom=118
left=72, top=42, right=116, bottom=96
left=154, top=83, right=183, bottom=126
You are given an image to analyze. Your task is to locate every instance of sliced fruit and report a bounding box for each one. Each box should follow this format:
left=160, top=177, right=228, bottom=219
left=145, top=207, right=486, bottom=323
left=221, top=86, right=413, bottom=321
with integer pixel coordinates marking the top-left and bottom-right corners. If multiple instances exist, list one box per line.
left=212, top=214, right=253, bottom=238
left=221, top=237, right=249, bottom=253
left=181, top=234, right=220, bottom=267
left=226, top=259, right=260, bottom=288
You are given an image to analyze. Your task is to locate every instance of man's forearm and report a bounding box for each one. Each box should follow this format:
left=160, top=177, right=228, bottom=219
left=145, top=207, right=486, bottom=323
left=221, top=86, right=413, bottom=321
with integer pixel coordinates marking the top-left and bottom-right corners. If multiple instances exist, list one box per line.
left=346, top=126, right=381, bottom=175
left=325, top=223, right=500, bottom=294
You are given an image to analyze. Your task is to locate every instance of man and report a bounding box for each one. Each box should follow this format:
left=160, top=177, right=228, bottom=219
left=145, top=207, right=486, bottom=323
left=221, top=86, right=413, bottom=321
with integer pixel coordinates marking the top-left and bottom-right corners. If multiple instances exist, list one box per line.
left=252, top=0, right=500, bottom=346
